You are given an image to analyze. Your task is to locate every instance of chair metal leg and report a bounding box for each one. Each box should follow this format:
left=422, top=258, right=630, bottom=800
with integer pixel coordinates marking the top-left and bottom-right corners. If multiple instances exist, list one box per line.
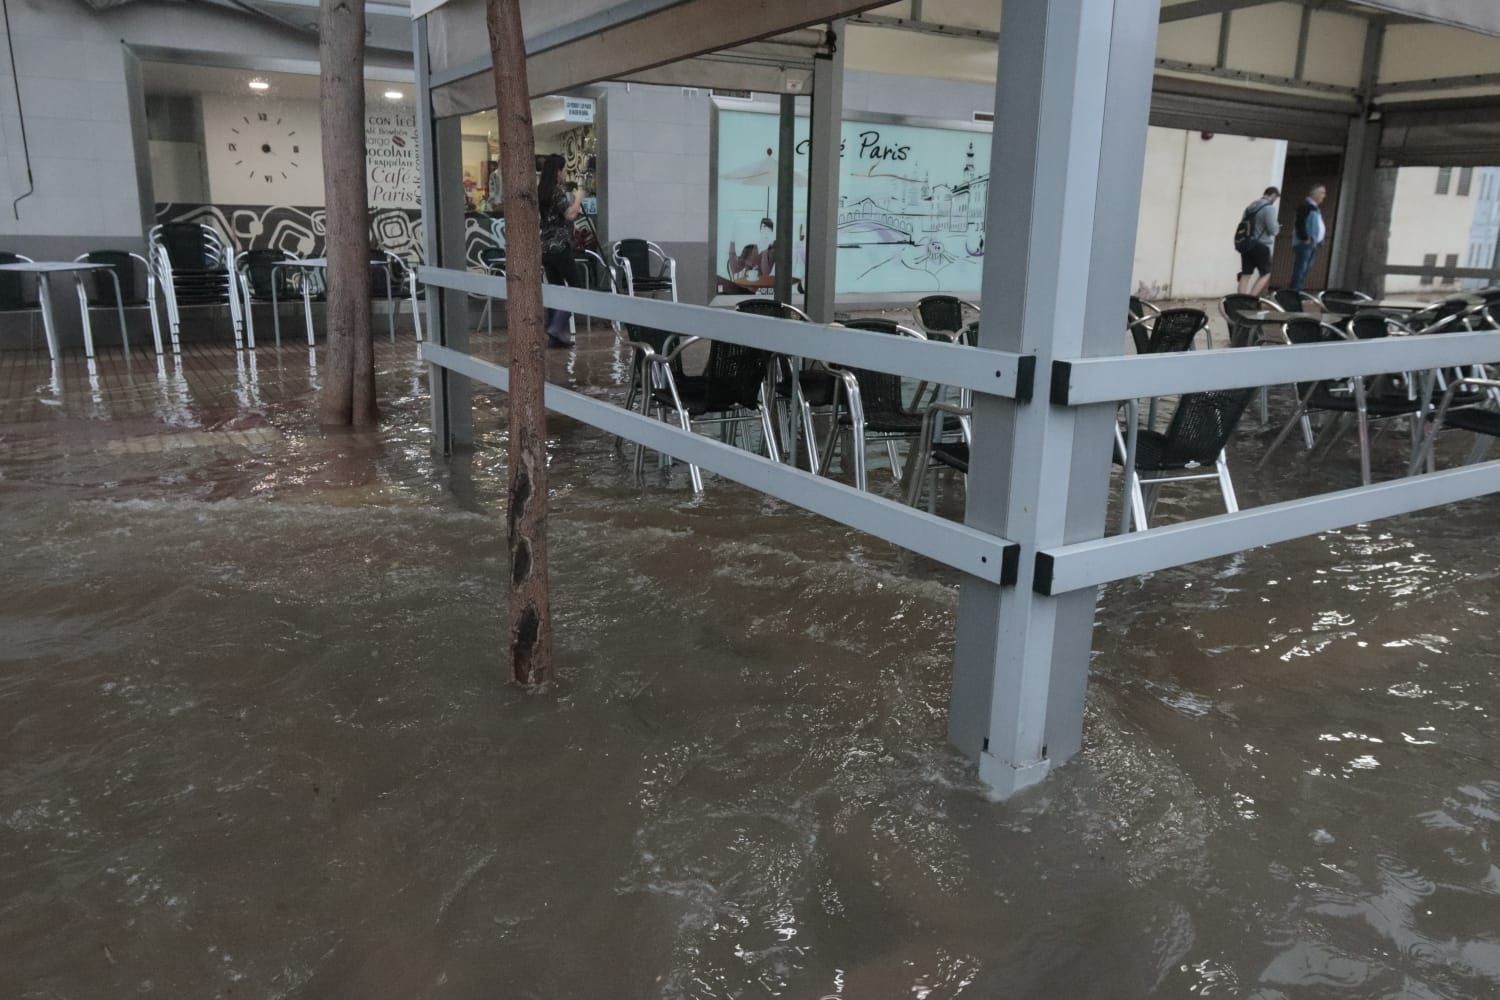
left=1259, top=383, right=1320, bottom=471
left=758, top=387, right=781, bottom=464
left=146, top=274, right=164, bottom=356
left=798, top=397, right=820, bottom=473
left=303, top=283, right=316, bottom=346
left=885, top=439, right=903, bottom=483
left=106, top=270, right=129, bottom=355
left=1216, top=451, right=1240, bottom=513
left=1128, top=469, right=1149, bottom=532
left=1467, top=434, right=1496, bottom=465
left=73, top=279, right=96, bottom=359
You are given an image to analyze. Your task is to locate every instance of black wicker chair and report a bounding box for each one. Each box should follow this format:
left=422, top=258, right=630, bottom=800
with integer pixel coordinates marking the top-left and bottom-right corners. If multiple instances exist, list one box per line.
left=611, top=239, right=677, bottom=301
left=914, top=294, right=980, bottom=343
left=148, top=222, right=245, bottom=350
left=1220, top=294, right=1270, bottom=349
left=0, top=251, right=41, bottom=348
left=234, top=249, right=298, bottom=348
left=1259, top=319, right=1425, bottom=485
left=735, top=298, right=828, bottom=469
left=1114, top=386, right=1256, bottom=531
left=1318, top=288, right=1373, bottom=316
left=1127, top=295, right=1161, bottom=354
left=71, top=250, right=162, bottom=356
left=1147, top=307, right=1212, bottom=353
left=637, top=330, right=779, bottom=493
left=1409, top=376, right=1500, bottom=473
left=821, top=317, right=929, bottom=491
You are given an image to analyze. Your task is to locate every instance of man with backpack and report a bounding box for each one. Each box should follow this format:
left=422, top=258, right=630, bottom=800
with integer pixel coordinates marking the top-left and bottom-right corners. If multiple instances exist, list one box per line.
left=1234, top=186, right=1280, bottom=296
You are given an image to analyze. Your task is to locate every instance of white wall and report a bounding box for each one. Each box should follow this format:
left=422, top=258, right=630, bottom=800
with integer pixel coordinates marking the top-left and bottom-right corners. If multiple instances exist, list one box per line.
left=1386, top=166, right=1482, bottom=292
left=1132, top=128, right=1285, bottom=299
left=0, top=0, right=411, bottom=253
left=201, top=95, right=325, bottom=205
left=149, top=141, right=207, bottom=203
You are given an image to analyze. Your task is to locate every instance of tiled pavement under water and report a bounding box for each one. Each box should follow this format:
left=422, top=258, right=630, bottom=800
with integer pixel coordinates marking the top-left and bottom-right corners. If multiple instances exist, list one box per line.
left=3, top=321, right=1500, bottom=999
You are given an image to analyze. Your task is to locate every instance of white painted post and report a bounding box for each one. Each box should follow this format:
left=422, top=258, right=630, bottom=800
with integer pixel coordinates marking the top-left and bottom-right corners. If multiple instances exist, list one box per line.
left=803, top=21, right=844, bottom=323
left=951, top=0, right=1162, bottom=798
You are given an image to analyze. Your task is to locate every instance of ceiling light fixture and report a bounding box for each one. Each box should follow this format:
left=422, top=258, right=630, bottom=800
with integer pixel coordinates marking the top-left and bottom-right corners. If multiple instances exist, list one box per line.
left=384, top=89, right=404, bottom=100
left=248, top=78, right=270, bottom=92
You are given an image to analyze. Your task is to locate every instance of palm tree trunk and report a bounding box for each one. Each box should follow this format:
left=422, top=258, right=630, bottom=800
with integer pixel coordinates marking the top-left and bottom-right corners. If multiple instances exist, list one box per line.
left=318, top=0, right=377, bottom=427
left=486, top=0, right=554, bottom=685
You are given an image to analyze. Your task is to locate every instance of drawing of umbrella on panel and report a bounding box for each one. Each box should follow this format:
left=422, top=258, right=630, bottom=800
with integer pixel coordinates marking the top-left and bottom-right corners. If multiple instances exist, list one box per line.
left=722, top=147, right=807, bottom=216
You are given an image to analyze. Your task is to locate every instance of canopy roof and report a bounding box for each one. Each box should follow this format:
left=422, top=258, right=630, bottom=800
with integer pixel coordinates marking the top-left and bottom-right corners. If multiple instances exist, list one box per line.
left=416, top=0, right=1500, bottom=164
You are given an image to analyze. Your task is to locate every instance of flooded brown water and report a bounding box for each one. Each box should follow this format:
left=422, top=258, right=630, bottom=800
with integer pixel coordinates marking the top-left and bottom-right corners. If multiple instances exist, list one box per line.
left=2, top=325, right=1499, bottom=999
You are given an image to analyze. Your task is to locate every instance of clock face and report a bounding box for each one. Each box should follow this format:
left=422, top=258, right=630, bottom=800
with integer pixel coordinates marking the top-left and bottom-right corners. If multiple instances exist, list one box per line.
left=227, top=112, right=302, bottom=187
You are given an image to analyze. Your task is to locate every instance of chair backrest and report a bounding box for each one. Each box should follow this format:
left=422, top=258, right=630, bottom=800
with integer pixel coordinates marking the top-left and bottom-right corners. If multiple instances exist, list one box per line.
left=735, top=298, right=808, bottom=322
left=0, top=251, right=35, bottom=309
left=77, top=250, right=145, bottom=305
left=477, top=246, right=506, bottom=275
left=915, top=295, right=970, bottom=335
left=238, top=249, right=292, bottom=300
left=840, top=317, right=923, bottom=416
left=1159, top=388, right=1256, bottom=466
left=1148, top=308, right=1209, bottom=354
left=1410, top=298, right=1473, bottom=334
left=1349, top=312, right=1391, bottom=340
left=1271, top=289, right=1304, bottom=312
left=703, top=339, right=772, bottom=413
left=1320, top=288, right=1369, bottom=314
left=1218, top=294, right=1264, bottom=348
left=153, top=223, right=231, bottom=271
left=614, top=239, right=657, bottom=279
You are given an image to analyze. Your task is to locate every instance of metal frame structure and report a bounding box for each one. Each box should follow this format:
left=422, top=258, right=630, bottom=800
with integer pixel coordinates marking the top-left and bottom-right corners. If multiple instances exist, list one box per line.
left=410, top=0, right=1500, bottom=799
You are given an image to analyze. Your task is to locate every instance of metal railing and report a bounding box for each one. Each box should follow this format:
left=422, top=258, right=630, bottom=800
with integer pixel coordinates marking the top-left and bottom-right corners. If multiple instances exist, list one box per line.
left=1042, top=325, right=1500, bottom=594
left=416, top=265, right=1022, bottom=584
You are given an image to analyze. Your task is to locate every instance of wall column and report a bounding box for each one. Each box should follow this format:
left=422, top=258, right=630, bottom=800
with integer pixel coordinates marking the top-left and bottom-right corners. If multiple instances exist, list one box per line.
left=416, top=17, right=472, bottom=452
left=950, top=0, right=1160, bottom=798
left=774, top=93, right=796, bottom=305
left=803, top=21, right=844, bottom=323
left=1328, top=21, right=1384, bottom=290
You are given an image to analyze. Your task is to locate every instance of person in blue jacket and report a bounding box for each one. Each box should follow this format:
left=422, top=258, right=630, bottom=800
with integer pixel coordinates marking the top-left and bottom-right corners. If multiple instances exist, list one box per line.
left=1290, top=184, right=1328, bottom=293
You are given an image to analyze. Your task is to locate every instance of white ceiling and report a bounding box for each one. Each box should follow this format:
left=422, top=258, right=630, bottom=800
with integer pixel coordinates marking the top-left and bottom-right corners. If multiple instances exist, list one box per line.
left=141, top=62, right=414, bottom=105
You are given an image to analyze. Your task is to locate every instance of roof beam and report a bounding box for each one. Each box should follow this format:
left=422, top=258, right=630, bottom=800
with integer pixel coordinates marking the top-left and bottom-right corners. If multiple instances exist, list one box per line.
left=847, top=13, right=998, bottom=41
left=1160, top=0, right=1277, bottom=23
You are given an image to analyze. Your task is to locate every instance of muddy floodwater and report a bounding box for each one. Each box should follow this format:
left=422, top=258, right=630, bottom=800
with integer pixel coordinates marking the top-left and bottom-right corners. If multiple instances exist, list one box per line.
left=2, top=328, right=1499, bottom=999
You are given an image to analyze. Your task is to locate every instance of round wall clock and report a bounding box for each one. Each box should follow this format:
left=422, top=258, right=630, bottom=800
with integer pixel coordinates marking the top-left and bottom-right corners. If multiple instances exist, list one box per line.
left=227, top=111, right=302, bottom=187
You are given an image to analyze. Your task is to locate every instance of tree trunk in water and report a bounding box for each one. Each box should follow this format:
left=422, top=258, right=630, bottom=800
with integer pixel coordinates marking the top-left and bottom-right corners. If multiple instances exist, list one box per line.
left=487, top=0, right=554, bottom=686
left=318, top=0, right=377, bottom=428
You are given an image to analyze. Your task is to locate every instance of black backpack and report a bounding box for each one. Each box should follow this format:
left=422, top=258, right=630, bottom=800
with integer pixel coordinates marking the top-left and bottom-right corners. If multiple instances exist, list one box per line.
left=1233, top=201, right=1262, bottom=254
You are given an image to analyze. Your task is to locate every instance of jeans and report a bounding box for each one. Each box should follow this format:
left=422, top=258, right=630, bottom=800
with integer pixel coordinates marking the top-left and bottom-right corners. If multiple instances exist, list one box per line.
left=1290, top=241, right=1319, bottom=292
left=542, top=249, right=582, bottom=339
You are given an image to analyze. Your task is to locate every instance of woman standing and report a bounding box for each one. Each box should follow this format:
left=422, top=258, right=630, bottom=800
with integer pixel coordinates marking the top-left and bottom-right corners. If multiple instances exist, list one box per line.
left=538, top=153, right=582, bottom=348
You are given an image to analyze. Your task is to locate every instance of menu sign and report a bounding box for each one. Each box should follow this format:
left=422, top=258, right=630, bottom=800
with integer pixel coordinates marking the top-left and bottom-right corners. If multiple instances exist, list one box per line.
left=366, top=109, right=421, bottom=209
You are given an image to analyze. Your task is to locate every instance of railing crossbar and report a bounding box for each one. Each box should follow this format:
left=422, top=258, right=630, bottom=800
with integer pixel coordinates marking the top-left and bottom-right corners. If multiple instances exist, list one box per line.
left=1052, top=330, right=1500, bottom=405
left=1035, top=461, right=1500, bottom=595
left=415, top=265, right=1033, bottom=400
left=421, top=342, right=1019, bottom=584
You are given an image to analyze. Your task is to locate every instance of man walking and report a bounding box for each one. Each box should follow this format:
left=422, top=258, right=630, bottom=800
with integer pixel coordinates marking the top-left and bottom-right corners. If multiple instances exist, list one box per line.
left=1290, top=184, right=1328, bottom=293
left=1235, top=186, right=1280, bottom=296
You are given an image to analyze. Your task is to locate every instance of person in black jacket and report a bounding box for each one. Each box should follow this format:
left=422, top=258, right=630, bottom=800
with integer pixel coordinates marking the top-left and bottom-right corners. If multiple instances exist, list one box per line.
left=1290, top=184, right=1328, bottom=293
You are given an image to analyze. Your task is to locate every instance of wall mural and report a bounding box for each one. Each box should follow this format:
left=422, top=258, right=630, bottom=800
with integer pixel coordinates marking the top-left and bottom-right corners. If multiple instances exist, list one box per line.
left=153, top=203, right=425, bottom=263
left=714, top=108, right=991, bottom=297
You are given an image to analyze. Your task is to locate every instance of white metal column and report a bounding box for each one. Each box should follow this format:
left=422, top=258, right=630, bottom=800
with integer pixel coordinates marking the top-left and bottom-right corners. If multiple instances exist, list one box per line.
left=803, top=21, right=844, bottom=323
left=950, top=0, right=1161, bottom=798
left=416, top=16, right=473, bottom=452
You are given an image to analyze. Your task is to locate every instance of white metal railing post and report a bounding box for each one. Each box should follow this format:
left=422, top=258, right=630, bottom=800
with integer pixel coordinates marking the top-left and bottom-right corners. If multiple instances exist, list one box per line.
left=803, top=20, right=844, bottom=323
left=949, top=0, right=1162, bottom=799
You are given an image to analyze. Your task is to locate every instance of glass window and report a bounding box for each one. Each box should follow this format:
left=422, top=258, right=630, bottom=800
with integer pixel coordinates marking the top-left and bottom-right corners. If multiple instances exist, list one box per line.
left=1458, top=167, right=1474, bottom=197
left=1436, top=167, right=1453, bottom=195
left=1421, top=253, right=1438, bottom=286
